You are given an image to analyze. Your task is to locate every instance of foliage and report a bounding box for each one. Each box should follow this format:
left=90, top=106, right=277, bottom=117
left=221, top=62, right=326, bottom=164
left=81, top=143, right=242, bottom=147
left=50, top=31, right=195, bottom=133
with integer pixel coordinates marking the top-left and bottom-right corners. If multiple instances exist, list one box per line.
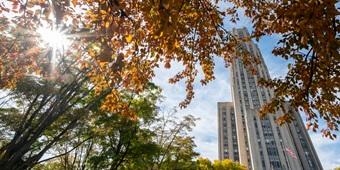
left=0, top=75, right=201, bottom=170
left=84, top=85, right=162, bottom=170
left=150, top=112, right=199, bottom=170
left=1, top=0, right=338, bottom=139
left=195, top=158, right=246, bottom=170
left=0, top=0, right=248, bottom=168
left=32, top=109, right=200, bottom=170
left=0, top=0, right=248, bottom=110
left=0, top=0, right=339, bottom=168
left=196, top=157, right=213, bottom=170
left=32, top=161, right=64, bottom=170
left=212, top=159, right=246, bottom=170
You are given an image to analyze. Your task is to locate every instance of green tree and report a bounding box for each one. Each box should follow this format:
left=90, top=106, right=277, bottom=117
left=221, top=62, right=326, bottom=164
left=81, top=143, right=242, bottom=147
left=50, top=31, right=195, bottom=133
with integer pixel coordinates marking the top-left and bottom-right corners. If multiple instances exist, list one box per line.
left=85, top=84, right=162, bottom=170
left=0, top=1, right=241, bottom=168
left=150, top=113, right=199, bottom=170
left=28, top=83, right=161, bottom=170
left=212, top=159, right=245, bottom=170
left=26, top=85, right=200, bottom=170
left=196, top=158, right=213, bottom=170
left=1, top=0, right=339, bottom=168
left=0, top=74, right=97, bottom=169
left=195, top=158, right=246, bottom=170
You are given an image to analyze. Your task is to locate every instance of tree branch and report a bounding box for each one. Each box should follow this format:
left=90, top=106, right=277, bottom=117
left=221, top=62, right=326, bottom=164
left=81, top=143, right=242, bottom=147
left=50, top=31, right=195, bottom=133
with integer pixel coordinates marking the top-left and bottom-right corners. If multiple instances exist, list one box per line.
left=36, top=137, right=93, bottom=164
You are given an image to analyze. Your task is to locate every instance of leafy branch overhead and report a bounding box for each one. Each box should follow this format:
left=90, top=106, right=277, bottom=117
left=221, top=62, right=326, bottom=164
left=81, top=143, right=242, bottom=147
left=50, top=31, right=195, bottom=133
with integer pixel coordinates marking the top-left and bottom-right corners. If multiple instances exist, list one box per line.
left=1, top=0, right=263, bottom=111
left=0, top=1, right=339, bottom=169
left=226, top=0, right=339, bottom=139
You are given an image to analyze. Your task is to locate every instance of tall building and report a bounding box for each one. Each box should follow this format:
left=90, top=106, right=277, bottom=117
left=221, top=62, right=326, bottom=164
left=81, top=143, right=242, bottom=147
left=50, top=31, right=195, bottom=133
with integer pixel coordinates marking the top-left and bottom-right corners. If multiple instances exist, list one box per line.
left=217, top=28, right=322, bottom=170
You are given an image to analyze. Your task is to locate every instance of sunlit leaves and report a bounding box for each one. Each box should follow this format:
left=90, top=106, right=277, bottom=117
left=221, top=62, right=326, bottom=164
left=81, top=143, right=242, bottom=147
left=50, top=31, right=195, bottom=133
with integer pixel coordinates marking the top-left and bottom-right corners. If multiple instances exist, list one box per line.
left=1, top=0, right=243, bottom=119
left=3, top=0, right=337, bottom=139
left=125, top=34, right=133, bottom=43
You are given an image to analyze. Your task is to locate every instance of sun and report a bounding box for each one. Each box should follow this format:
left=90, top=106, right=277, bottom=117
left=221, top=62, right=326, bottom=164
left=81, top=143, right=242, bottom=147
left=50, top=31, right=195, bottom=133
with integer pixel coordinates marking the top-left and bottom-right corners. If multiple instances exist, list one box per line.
left=37, top=27, right=71, bottom=51
left=36, top=26, right=72, bottom=68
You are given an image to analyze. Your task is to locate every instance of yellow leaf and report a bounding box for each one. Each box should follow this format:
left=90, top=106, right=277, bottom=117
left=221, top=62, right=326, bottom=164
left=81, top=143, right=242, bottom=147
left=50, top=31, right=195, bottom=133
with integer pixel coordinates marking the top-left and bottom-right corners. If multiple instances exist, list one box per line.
left=125, top=35, right=133, bottom=43
left=105, top=21, right=110, bottom=28
left=100, top=10, right=107, bottom=15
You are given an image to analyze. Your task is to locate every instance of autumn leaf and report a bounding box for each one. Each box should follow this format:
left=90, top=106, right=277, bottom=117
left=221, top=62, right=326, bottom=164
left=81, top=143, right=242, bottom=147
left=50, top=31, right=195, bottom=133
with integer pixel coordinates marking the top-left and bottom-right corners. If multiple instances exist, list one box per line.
left=71, top=0, right=77, bottom=6
left=164, top=62, right=171, bottom=68
left=125, top=34, right=133, bottom=43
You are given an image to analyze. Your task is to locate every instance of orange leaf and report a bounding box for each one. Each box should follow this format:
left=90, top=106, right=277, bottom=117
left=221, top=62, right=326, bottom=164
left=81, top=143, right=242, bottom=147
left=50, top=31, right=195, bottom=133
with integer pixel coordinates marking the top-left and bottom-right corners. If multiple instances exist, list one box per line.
left=71, top=0, right=77, bottom=6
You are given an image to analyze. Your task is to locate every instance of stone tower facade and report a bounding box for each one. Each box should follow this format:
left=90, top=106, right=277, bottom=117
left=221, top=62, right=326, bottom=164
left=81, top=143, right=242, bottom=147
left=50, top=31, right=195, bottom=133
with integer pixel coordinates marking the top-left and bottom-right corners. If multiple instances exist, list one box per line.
left=217, top=28, right=323, bottom=170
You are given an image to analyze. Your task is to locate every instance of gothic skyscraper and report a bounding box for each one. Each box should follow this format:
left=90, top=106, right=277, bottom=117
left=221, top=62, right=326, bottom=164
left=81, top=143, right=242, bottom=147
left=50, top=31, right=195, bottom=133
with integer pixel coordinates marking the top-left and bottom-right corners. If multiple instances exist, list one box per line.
left=218, top=28, right=322, bottom=170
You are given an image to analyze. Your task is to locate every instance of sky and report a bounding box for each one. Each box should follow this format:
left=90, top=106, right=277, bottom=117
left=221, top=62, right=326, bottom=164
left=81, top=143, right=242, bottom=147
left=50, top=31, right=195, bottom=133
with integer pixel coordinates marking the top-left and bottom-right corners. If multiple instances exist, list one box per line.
left=153, top=8, right=340, bottom=170
left=1, top=2, right=339, bottom=169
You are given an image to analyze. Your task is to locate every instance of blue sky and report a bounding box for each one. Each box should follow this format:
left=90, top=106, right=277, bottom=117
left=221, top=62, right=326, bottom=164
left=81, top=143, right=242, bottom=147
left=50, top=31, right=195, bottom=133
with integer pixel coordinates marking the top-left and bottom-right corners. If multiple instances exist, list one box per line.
left=153, top=9, right=340, bottom=170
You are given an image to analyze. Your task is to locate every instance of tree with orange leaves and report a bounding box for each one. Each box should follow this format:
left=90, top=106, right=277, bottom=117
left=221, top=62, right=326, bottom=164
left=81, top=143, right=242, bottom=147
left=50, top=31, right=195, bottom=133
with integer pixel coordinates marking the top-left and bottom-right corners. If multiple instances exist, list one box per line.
left=0, top=0, right=339, bottom=169
left=0, top=0, right=246, bottom=168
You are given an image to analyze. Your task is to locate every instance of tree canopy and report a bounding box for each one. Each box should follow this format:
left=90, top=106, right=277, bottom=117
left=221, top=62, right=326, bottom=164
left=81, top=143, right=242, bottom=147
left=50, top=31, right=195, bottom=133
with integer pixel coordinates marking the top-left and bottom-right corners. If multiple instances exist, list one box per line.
left=0, top=0, right=339, bottom=168
left=1, top=0, right=338, bottom=138
left=195, top=158, right=246, bottom=170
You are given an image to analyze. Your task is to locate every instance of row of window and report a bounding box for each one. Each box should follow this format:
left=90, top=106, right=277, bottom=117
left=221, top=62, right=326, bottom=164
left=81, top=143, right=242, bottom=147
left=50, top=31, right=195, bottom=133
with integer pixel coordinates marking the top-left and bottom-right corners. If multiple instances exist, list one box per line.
left=293, top=118, right=316, bottom=168
left=221, top=108, right=240, bottom=162
left=261, top=118, right=281, bottom=169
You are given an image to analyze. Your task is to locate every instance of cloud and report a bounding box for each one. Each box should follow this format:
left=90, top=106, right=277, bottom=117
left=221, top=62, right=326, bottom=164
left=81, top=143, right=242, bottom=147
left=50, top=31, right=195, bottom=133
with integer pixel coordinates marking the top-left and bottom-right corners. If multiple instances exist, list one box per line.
left=309, top=133, right=340, bottom=170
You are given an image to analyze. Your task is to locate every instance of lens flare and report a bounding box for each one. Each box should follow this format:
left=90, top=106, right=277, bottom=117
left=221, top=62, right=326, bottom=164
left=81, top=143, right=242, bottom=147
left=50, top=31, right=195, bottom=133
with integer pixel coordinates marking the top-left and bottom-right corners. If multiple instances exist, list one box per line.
left=37, top=27, right=70, bottom=51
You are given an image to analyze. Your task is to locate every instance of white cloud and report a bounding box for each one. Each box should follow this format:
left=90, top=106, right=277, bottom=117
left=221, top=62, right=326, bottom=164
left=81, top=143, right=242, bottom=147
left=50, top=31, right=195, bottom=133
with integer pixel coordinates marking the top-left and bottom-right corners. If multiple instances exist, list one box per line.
left=309, top=133, right=340, bottom=170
